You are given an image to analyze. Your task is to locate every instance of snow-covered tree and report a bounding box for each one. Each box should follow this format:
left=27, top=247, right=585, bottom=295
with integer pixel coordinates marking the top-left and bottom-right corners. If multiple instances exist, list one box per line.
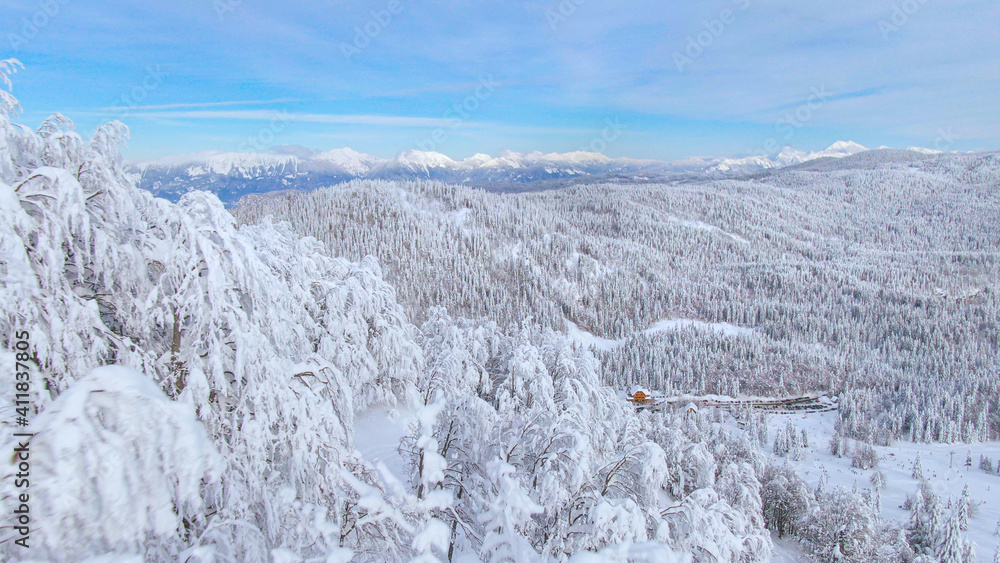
left=912, top=454, right=925, bottom=480
left=759, top=464, right=812, bottom=538
left=0, top=69, right=422, bottom=560
left=479, top=460, right=543, bottom=562
left=799, top=486, right=890, bottom=563
left=0, top=366, right=221, bottom=560
left=851, top=443, right=879, bottom=470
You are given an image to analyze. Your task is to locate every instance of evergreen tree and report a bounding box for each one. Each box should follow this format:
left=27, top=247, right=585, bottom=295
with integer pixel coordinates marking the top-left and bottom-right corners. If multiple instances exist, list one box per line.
left=937, top=509, right=964, bottom=563
left=912, top=454, right=925, bottom=480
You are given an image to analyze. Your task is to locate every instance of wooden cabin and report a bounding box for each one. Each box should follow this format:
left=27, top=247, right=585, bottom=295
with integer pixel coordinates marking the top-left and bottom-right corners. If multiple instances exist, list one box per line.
left=631, top=390, right=649, bottom=403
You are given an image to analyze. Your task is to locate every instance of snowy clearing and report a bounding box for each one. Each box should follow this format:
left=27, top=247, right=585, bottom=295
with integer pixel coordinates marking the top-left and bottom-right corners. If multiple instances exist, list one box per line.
left=565, top=320, right=623, bottom=351
left=669, top=217, right=750, bottom=244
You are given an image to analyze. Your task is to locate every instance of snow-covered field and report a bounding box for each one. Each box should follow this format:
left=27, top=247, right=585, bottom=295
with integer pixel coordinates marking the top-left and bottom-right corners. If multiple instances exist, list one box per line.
left=758, top=411, right=1000, bottom=561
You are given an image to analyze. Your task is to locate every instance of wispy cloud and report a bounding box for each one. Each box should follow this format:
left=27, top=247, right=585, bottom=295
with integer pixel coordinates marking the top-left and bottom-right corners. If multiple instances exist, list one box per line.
left=100, top=98, right=304, bottom=112
left=127, top=109, right=593, bottom=137
left=131, top=110, right=456, bottom=128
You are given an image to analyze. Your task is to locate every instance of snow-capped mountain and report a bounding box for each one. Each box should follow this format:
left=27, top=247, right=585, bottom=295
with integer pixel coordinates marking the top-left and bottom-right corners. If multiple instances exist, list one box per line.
left=135, top=147, right=673, bottom=202
left=808, top=140, right=868, bottom=159
left=709, top=141, right=871, bottom=172
left=135, top=141, right=939, bottom=204
left=313, top=147, right=384, bottom=176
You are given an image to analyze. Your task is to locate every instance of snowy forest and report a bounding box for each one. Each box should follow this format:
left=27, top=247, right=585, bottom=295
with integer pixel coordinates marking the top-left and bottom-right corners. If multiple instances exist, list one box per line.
left=2, top=56, right=999, bottom=562
left=236, top=154, right=1000, bottom=448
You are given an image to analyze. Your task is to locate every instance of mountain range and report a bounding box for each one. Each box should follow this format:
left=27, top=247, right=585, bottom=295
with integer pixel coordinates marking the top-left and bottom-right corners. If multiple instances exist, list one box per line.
left=134, top=141, right=943, bottom=204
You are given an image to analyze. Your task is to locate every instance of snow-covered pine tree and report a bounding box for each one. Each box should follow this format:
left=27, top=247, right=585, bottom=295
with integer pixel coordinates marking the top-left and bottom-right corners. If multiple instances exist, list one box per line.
left=912, top=454, right=925, bottom=480
left=937, top=509, right=964, bottom=563
left=773, top=426, right=789, bottom=457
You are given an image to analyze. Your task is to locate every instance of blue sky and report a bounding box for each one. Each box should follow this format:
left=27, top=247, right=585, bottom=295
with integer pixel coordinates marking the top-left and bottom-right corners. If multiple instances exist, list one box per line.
left=3, top=0, right=998, bottom=160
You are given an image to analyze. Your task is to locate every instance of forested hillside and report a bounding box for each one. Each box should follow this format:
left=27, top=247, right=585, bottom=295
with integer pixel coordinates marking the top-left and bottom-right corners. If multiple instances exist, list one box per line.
left=236, top=155, right=1000, bottom=449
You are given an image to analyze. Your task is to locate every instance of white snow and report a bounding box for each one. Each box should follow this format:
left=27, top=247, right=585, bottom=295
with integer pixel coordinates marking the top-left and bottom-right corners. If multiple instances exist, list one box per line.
left=354, top=406, right=417, bottom=487
left=759, top=411, right=1000, bottom=561
left=458, top=152, right=494, bottom=168
left=136, top=140, right=968, bottom=185
left=567, top=317, right=754, bottom=351
left=710, top=141, right=870, bottom=172
left=313, top=147, right=383, bottom=175
left=770, top=536, right=807, bottom=562
left=182, top=152, right=298, bottom=176
left=390, top=149, right=459, bottom=173
left=804, top=140, right=869, bottom=161
left=908, top=146, right=945, bottom=155
left=565, top=320, right=622, bottom=351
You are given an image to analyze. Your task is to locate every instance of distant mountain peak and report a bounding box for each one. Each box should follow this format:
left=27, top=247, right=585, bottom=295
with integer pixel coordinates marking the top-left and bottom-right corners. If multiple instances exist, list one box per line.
left=135, top=141, right=945, bottom=204
left=314, top=147, right=383, bottom=176
left=709, top=141, right=871, bottom=172
left=806, top=141, right=869, bottom=160
left=824, top=140, right=867, bottom=152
